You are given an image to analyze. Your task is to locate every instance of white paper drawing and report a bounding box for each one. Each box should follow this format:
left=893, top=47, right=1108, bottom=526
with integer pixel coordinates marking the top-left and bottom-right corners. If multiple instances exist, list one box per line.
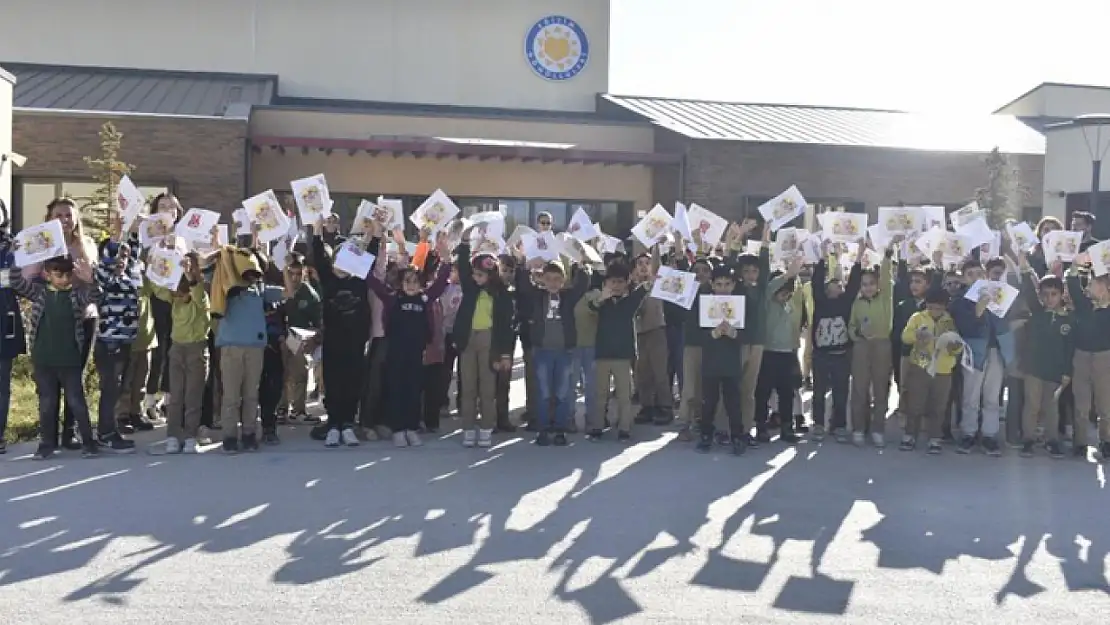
left=290, top=174, right=332, bottom=224
left=1005, top=221, right=1039, bottom=253
left=877, top=206, right=923, bottom=236
left=116, top=175, right=147, bottom=232
left=758, top=185, right=807, bottom=231
left=174, top=208, right=221, bottom=244
left=964, top=279, right=1020, bottom=317
left=567, top=207, right=600, bottom=241
left=139, top=212, right=176, bottom=248
left=13, top=219, right=67, bottom=268
left=145, top=245, right=185, bottom=290
left=651, top=266, right=699, bottom=310
left=242, top=190, right=291, bottom=244
left=333, top=242, right=375, bottom=279
left=410, top=189, right=460, bottom=235
left=686, top=204, right=728, bottom=249
left=630, top=204, right=672, bottom=248
left=1042, top=230, right=1083, bottom=264
left=699, top=294, right=746, bottom=328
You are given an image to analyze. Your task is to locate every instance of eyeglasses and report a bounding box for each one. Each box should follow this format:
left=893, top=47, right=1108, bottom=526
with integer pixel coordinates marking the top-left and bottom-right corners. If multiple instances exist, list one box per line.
left=538, top=220, right=551, bottom=227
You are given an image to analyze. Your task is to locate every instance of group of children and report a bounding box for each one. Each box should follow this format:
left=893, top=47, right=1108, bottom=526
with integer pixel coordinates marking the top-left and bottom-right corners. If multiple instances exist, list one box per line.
left=1, top=192, right=1107, bottom=464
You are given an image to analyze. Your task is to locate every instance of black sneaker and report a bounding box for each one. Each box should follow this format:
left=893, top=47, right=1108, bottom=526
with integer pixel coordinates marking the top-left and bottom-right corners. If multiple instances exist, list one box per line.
left=899, top=437, right=915, bottom=451
left=779, top=431, right=801, bottom=444
left=32, top=445, right=55, bottom=461
left=1046, top=440, right=1065, bottom=459
left=309, top=424, right=328, bottom=441
left=696, top=433, right=713, bottom=453
left=497, top=421, right=519, bottom=434
left=730, top=436, right=747, bottom=456
left=241, top=433, right=259, bottom=452
left=534, top=431, right=551, bottom=447
left=0, top=440, right=6, bottom=454
left=634, top=409, right=654, bottom=425
left=1100, top=441, right=1110, bottom=461
left=262, top=430, right=281, bottom=446
left=956, top=436, right=975, bottom=454
left=131, top=416, right=156, bottom=432
left=617, top=431, right=631, bottom=443
left=222, top=437, right=239, bottom=454
left=652, top=410, right=674, bottom=426
left=553, top=432, right=568, bottom=446
left=98, top=433, right=137, bottom=454
left=982, top=438, right=1001, bottom=457
left=794, top=416, right=809, bottom=433
left=1074, top=444, right=1089, bottom=458
left=747, top=435, right=761, bottom=448
left=1020, top=441, right=1035, bottom=458
left=714, top=431, right=731, bottom=447
left=81, top=444, right=99, bottom=459
left=302, top=413, right=321, bottom=424
left=586, top=429, right=604, bottom=441
left=754, top=428, right=772, bottom=444
left=116, top=419, right=136, bottom=435
left=61, top=435, right=82, bottom=451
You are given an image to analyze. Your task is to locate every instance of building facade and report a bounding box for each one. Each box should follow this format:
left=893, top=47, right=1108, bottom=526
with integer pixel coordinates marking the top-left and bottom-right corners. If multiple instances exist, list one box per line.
left=0, top=68, right=12, bottom=208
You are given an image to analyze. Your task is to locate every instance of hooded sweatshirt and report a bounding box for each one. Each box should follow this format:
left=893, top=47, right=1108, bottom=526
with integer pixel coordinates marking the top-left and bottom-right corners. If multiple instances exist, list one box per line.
left=94, top=239, right=142, bottom=344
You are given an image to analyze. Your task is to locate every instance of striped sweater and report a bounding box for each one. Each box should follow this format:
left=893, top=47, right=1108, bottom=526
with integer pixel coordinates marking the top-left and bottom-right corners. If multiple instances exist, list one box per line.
left=95, top=246, right=142, bottom=344
left=9, top=266, right=101, bottom=352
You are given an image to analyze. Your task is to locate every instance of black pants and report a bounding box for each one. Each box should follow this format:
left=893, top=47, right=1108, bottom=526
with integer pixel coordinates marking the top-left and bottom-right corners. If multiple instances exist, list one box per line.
left=755, top=351, right=797, bottom=433
left=386, top=357, right=424, bottom=433
left=892, top=342, right=905, bottom=390
left=424, top=362, right=448, bottom=430
left=57, top=318, right=96, bottom=443
left=812, top=350, right=850, bottom=429
left=259, top=341, right=284, bottom=432
left=145, top=297, right=173, bottom=395
left=358, top=337, right=387, bottom=429
left=37, top=365, right=94, bottom=449
left=700, top=374, right=742, bottom=437
left=93, top=341, right=131, bottom=437
left=325, top=342, right=367, bottom=431
left=201, top=332, right=219, bottom=428
left=442, top=334, right=459, bottom=412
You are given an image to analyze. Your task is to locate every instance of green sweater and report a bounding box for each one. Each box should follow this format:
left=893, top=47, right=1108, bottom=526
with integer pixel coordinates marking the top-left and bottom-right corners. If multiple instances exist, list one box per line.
left=286, top=283, right=322, bottom=329
left=33, top=290, right=83, bottom=367
left=1021, top=271, right=1074, bottom=382
left=762, top=276, right=800, bottom=353
left=732, top=246, right=771, bottom=346
left=134, top=279, right=158, bottom=351
left=153, top=282, right=212, bottom=344
left=848, top=255, right=894, bottom=342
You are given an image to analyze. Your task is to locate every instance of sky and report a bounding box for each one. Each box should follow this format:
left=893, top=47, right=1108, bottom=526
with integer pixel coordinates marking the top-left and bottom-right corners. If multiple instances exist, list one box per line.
left=609, top=0, right=1110, bottom=114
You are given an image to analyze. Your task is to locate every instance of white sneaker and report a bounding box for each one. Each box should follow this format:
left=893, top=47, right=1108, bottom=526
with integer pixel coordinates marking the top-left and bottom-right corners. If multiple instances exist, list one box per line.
left=196, top=427, right=213, bottom=445
left=393, top=431, right=409, bottom=448
left=851, top=432, right=865, bottom=447
left=462, top=429, right=477, bottom=448
left=478, top=429, right=493, bottom=448
left=325, top=429, right=341, bottom=448
left=165, top=437, right=181, bottom=454
left=405, top=430, right=423, bottom=447
left=341, top=428, right=360, bottom=447
left=871, top=432, right=886, bottom=448
left=182, top=438, right=199, bottom=454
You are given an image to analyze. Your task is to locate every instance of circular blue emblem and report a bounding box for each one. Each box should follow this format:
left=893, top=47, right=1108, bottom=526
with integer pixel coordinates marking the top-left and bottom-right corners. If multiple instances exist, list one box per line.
left=525, top=15, right=589, bottom=81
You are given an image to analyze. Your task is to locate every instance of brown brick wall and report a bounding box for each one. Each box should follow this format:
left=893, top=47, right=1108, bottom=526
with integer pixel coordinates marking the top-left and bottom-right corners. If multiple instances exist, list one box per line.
left=12, top=112, right=247, bottom=222
left=655, top=127, right=1046, bottom=222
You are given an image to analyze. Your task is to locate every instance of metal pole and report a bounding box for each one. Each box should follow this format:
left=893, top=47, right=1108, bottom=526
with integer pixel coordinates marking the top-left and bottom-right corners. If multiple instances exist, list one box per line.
left=1092, top=159, right=1102, bottom=231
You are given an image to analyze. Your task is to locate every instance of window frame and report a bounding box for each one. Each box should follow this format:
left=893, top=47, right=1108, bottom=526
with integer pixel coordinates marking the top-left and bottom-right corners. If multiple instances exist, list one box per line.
left=12, top=175, right=176, bottom=230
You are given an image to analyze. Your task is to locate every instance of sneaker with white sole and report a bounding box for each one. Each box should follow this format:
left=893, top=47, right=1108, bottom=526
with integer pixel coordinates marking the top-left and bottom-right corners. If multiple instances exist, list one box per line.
left=341, top=428, right=360, bottom=447
left=871, top=432, right=885, bottom=448
left=462, top=429, right=477, bottom=447
left=165, top=437, right=181, bottom=454
left=182, top=438, right=199, bottom=454
left=325, top=429, right=341, bottom=448
left=393, top=431, right=409, bottom=448
left=851, top=432, right=865, bottom=446
left=405, top=430, right=423, bottom=447
left=478, top=429, right=493, bottom=448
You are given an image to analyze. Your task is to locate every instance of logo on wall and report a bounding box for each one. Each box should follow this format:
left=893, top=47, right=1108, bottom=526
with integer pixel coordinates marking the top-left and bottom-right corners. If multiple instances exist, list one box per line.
left=525, top=15, right=589, bottom=81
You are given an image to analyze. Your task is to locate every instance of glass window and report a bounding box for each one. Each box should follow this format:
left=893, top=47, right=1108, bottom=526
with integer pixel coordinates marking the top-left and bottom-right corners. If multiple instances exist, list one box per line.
left=598, top=202, right=620, bottom=235
left=18, top=182, right=57, bottom=228
left=498, top=199, right=530, bottom=234
left=534, top=201, right=567, bottom=230
left=568, top=202, right=595, bottom=224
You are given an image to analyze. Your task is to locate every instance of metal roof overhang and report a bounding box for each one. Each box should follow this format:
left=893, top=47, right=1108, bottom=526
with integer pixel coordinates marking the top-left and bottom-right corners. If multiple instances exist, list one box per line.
left=249, top=135, right=680, bottom=167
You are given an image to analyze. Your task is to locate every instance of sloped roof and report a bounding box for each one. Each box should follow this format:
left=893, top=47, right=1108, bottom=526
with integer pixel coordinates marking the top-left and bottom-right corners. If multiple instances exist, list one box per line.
left=3, top=62, right=276, bottom=117
left=602, top=94, right=1046, bottom=155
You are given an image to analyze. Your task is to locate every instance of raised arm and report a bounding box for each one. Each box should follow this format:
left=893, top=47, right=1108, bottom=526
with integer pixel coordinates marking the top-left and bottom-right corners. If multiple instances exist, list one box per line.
left=843, top=262, right=864, bottom=301
left=424, top=260, right=453, bottom=302
left=812, top=259, right=828, bottom=304
left=1020, top=269, right=1044, bottom=314
left=311, top=234, right=336, bottom=292
left=1066, top=266, right=1090, bottom=314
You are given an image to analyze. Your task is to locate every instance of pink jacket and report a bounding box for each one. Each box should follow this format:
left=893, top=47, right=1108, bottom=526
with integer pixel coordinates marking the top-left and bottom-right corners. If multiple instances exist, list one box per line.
left=423, top=300, right=445, bottom=365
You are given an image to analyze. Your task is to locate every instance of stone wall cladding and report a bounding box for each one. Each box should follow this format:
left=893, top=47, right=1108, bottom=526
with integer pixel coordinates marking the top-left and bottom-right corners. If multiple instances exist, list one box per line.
left=654, top=127, right=1045, bottom=221
left=13, top=112, right=247, bottom=218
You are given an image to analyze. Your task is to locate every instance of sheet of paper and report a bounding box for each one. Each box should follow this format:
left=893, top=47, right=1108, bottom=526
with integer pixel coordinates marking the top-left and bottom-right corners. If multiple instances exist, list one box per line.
left=139, top=212, right=175, bottom=248
left=920, top=205, right=947, bottom=232
left=410, top=189, right=461, bottom=235
left=596, top=233, right=623, bottom=255
left=630, top=204, right=672, bottom=248
left=964, top=279, right=1019, bottom=317
left=867, top=224, right=894, bottom=251
left=877, top=206, right=923, bottom=236
left=954, top=215, right=994, bottom=249
left=1043, top=230, right=1083, bottom=264
left=773, top=227, right=807, bottom=261
left=377, top=197, right=406, bottom=231
left=1005, top=221, right=1038, bottom=253
left=522, top=231, right=561, bottom=261
left=290, top=174, right=332, bottom=225
left=116, top=175, right=147, bottom=232
left=145, top=245, right=185, bottom=290
left=758, top=185, right=807, bottom=231
left=333, top=242, right=375, bottom=279
left=567, top=207, right=600, bottom=241
left=507, top=224, right=537, bottom=249
left=949, top=201, right=982, bottom=230
left=13, top=219, right=67, bottom=268
left=1089, top=240, right=1110, bottom=276
left=242, top=189, right=291, bottom=244
left=699, top=294, right=746, bottom=328
left=175, top=208, right=221, bottom=244
left=651, top=266, right=699, bottom=310
left=686, top=204, right=728, bottom=249
left=670, top=202, right=694, bottom=252
left=822, top=212, right=867, bottom=243
left=468, top=211, right=507, bottom=243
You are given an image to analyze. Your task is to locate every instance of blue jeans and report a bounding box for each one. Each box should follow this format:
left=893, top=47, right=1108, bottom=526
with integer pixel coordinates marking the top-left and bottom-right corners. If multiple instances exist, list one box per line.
left=573, top=346, right=597, bottom=425
left=534, top=348, right=574, bottom=430
left=0, top=358, right=10, bottom=437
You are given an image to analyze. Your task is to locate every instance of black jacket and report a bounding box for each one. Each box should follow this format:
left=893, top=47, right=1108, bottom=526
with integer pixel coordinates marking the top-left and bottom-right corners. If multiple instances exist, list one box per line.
left=452, top=243, right=516, bottom=359
left=810, top=258, right=862, bottom=353
left=517, top=266, right=590, bottom=349
left=589, top=285, right=649, bottom=360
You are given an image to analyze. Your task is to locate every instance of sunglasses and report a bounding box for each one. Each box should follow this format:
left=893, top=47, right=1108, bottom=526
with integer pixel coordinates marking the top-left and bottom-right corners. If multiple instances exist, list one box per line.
left=538, top=221, right=551, bottom=226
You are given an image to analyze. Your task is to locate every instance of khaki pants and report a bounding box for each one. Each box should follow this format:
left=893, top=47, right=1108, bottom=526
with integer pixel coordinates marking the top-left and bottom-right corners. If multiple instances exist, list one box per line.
left=851, top=337, right=893, bottom=434
left=593, top=359, right=633, bottom=432
left=280, top=343, right=309, bottom=415
left=802, top=334, right=813, bottom=379
left=1071, top=350, right=1110, bottom=446
left=220, top=345, right=265, bottom=436
left=166, top=341, right=209, bottom=440
left=460, top=330, right=497, bottom=430
left=678, top=346, right=702, bottom=425
left=636, top=328, right=672, bottom=409
left=114, top=347, right=151, bottom=419
left=902, top=364, right=952, bottom=441
left=1022, top=375, right=1061, bottom=443
left=740, top=345, right=764, bottom=431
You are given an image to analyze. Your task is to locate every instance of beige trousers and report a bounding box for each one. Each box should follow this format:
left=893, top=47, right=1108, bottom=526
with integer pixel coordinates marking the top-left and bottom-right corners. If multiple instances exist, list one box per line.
left=593, top=359, right=634, bottom=432
left=219, top=345, right=265, bottom=436
left=678, top=346, right=702, bottom=426
left=850, top=337, right=893, bottom=434
left=740, top=345, right=764, bottom=431
left=166, top=341, right=209, bottom=440
left=1022, top=375, right=1061, bottom=443
left=114, top=347, right=151, bottom=418
left=636, top=328, right=672, bottom=409
left=902, top=364, right=952, bottom=441
left=1071, top=350, right=1110, bottom=446
left=280, top=343, right=309, bottom=414
left=460, top=330, right=497, bottom=430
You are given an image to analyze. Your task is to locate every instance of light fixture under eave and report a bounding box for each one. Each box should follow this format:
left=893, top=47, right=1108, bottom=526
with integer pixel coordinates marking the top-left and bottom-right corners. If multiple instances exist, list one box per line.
left=1, top=152, right=26, bottom=168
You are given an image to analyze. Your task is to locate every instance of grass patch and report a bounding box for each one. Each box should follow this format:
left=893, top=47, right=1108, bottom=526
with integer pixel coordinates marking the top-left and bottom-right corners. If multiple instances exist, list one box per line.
left=5, top=355, right=101, bottom=445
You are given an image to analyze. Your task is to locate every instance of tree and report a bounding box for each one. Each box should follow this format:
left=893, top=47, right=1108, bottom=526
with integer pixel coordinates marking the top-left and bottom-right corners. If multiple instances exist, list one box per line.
left=973, top=147, right=1029, bottom=228
left=80, top=121, right=135, bottom=240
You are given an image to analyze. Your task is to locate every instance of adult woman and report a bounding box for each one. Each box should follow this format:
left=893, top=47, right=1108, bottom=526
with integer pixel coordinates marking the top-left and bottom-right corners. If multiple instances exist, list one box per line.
left=23, top=198, right=98, bottom=448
